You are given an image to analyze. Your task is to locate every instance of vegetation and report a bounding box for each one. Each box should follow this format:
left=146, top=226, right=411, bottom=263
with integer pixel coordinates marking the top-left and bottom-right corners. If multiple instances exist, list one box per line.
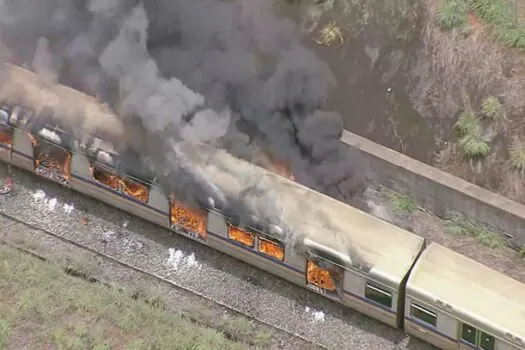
left=316, top=21, right=345, bottom=46
left=481, top=95, right=504, bottom=121
left=454, top=111, right=491, bottom=159
left=0, top=246, right=249, bottom=350
left=444, top=212, right=507, bottom=248
left=437, top=0, right=525, bottom=50
left=383, top=188, right=418, bottom=213
left=509, top=137, right=525, bottom=173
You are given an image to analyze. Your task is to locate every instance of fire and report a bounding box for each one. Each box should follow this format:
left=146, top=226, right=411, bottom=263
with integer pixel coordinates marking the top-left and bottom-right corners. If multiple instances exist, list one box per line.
left=0, top=127, right=13, bottom=146
left=170, top=198, right=208, bottom=239
left=227, top=225, right=255, bottom=248
left=120, top=178, right=149, bottom=203
left=258, top=237, right=285, bottom=261
left=307, top=260, right=337, bottom=292
left=256, top=151, right=295, bottom=181
left=90, top=164, right=120, bottom=190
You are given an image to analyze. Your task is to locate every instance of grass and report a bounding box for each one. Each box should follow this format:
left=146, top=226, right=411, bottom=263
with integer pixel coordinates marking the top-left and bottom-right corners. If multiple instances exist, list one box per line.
left=436, top=0, right=525, bottom=50
left=481, top=95, right=504, bottom=120
left=0, top=245, right=250, bottom=350
left=383, top=188, right=418, bottom=214
left=509, top=137, right=525, bottom=173
left=454, top=111, right=491, bottom=159
left=444, top=212, right=508, bottom=248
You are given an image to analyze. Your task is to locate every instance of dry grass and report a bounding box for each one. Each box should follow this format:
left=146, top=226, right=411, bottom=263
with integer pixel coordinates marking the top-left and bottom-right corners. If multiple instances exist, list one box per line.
left=419, top=0, right=525, bottom=203
left=0, top=245, right=249, bottom=350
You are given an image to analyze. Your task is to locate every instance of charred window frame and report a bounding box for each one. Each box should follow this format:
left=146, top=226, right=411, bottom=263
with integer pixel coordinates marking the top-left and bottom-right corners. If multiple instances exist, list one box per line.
left=305, top=251, right=344, bottom=296
left=365, top=283, right=392, bottom=309
left=256, top=233, right=285, bottom=261
left=169, top=196, right=209, bottom=240
left=227, top=223, right=256, bottom=248
left=32, top=134, right=72, bottom=184
left=89, top=160, right=121, bottom=191
left=119, top=175, right=151, bottom=203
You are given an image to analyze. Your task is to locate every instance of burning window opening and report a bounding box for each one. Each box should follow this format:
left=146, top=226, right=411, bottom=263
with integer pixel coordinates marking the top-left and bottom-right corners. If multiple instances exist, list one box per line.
left=0, top=126, right=13, bottom=148
left=227, top=224, right=255, bottom=248
left=33, top=138, right=72, bottom=185
left=170, top=198, right=208, bottom=240
left=306, top=259, right=337, bottom=292
left=89, top=163, right=120, bottom=190
left=258, top=236, right=285, bottom=261
left=120, top=177, right=149, bottom=203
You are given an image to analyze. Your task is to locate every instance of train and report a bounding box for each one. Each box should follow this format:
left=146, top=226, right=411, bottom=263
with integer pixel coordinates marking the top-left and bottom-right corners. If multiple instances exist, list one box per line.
left=0, top=63, right=523, bottom=350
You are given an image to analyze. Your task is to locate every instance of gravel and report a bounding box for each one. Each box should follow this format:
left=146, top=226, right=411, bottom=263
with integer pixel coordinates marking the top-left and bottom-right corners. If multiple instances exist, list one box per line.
left=0, top=165, right=434, bottom=350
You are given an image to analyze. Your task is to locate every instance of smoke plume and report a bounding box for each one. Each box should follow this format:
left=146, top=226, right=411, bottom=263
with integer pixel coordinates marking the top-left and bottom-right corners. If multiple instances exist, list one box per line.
left=0, top=0, right=368, bottom=236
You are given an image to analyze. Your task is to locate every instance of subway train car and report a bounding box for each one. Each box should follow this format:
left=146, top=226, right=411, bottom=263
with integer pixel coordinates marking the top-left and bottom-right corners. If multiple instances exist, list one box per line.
left=0, top=63, right=524, bottom=350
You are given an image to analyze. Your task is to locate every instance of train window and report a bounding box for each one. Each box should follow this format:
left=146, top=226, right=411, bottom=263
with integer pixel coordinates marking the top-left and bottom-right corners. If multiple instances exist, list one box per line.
left=227, top=225, right=255, bottom=248
left=410, top=303, right=437, bottom=327
left=480, top=332, right=495, bottom=350
left=258, top=236, right=285, bottom=261
left=461, top=323, right=478, bottom=346
left=365, top=283, right=392, bottom=308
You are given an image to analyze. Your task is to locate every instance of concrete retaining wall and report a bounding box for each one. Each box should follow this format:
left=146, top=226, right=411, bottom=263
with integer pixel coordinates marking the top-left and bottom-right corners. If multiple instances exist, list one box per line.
left=341, top=131, right=525, bottom=247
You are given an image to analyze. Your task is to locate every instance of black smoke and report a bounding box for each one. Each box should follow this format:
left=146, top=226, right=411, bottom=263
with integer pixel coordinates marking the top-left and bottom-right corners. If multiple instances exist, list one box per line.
left=0, top=0, right=367, bottom=215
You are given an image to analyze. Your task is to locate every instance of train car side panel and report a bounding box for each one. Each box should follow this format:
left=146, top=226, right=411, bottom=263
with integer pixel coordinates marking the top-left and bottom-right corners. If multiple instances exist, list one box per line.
left=404, top=297, right=459, bottom=350
left=11, top=128, right=33, bottom=171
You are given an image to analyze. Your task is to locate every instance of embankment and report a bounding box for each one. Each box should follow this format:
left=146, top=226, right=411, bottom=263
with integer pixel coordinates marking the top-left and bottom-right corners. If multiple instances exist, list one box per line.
left=342, top=131, right=525, bottom=248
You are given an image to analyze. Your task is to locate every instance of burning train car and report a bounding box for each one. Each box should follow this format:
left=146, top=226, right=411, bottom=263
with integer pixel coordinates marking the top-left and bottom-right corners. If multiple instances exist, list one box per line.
left=1, top=63, right=523, bottom=350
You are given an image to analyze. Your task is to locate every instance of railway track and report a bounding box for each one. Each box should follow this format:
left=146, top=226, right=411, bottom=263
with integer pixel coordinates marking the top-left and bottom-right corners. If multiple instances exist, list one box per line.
left=0, top=209, right=326, bottom=350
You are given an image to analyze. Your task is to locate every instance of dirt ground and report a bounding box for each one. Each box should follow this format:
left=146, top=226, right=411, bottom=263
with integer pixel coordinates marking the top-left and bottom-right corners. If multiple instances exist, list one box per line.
left=365, top=186, right=525, bottom=284
left=274, top=0, right=525, bottom=204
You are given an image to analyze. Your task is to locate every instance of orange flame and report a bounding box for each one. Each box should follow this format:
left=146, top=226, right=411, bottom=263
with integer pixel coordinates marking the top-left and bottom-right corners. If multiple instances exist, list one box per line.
left=0, top=128, right=13, bottom=146
left=90, top=164, right=120, bottom=190
left=120, top=178, right=149, bottom=203
left=170, top=198, right=208, bottom=239
left=258, top=237, right=285, bottom=261
left=256, top=151, right=295, bottom=181
left=227, top=225, right=255, bottom=248
left=307, top=260, right=337, bottom=292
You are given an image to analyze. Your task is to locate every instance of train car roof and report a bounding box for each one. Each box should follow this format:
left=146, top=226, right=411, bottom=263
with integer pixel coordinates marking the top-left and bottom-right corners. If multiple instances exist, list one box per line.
left=406, top=243, right=525, bottom=344
left=185, top=143, right=424, bottom=286
left=0, top=63, right=123, bottom=138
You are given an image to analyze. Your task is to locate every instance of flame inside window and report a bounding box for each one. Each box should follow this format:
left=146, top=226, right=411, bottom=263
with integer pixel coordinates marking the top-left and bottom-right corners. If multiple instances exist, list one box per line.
left=89, top=164, right=120, bottom=190
left=258, top=237, right=285, bottom=261
left=0, top=126, right=13, bottom=147
left=120, top=178, right=149, bottom=203
left=227, top=225, right=255, bottom=248
left=170, top=199, right=207, bottom=239
left=306, top=260, right=337, bottom=292
left=33, top=138, right=72, bottom=182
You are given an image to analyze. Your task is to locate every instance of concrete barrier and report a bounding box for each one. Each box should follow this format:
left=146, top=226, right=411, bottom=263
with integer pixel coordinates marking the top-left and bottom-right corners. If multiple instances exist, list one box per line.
left=341, top=131, right=525, bottom=247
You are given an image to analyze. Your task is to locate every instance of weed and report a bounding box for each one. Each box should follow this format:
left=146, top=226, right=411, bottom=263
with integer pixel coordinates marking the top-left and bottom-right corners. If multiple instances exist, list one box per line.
left=0, top=246, right=249, bottom=350
left=509, top=137, right=525, bottom=173
left=437, top=0, right=525, bottom=50
left=481, top=95, right=504, bottom=121
left=520, top=246, right=525, bottom=258
left=437, top=0, right=468, bottom=29
left=444, top=212, right=507, bottom=248
left=458, top=132, right=491, bottom=159
left=455, top=111, right=481, bottom=136
left=316, top=21, right=344, bottom=46
left=383, top=188, right=418, bottom=214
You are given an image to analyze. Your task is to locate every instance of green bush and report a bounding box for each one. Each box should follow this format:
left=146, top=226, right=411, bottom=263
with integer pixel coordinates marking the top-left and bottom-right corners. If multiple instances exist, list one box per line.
left=455, top=111, right=482, bottom=135
left=437, top=0, right=469, bottom=29
left=481, top=95, right=504, bottom=120
left=458, top=132, right=491, bottom=159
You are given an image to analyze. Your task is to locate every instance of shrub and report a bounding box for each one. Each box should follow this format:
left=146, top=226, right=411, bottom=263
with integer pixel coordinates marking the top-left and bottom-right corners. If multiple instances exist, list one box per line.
left=437, top=0, right=469, bottom=29
left=458, top=132, right=491, bottom=159
left=481, top=95, right=504, bottom=120
left=455, top=111, right=481, bottom=135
